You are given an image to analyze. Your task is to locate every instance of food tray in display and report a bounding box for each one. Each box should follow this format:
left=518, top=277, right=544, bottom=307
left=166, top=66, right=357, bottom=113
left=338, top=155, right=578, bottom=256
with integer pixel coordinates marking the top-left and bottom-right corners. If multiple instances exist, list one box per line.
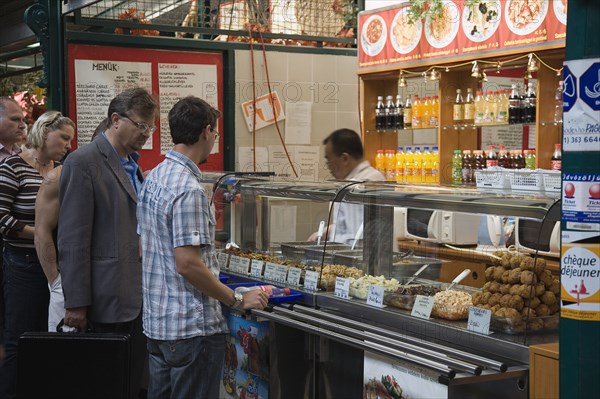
left=541, top=170, right=561, bottom=193
left=509, top=169, right=544, bottom=192
left=475, top=167, right=511, bottom=190
left=431, top=284, right=480, bottom=320
left=384, top=282, right=443, bottom=311
left=303, top=243, right=352, bottom=262
left=490, top=313, right=559, bottom=334
left=226, top=282, right=302, bottom=304
left=391, top=256, right=443, bottom=280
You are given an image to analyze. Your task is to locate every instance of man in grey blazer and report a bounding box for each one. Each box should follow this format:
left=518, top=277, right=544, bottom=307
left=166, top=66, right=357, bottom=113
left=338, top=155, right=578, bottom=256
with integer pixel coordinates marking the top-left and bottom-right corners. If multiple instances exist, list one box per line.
left=58, top=87, right=157, bottom=398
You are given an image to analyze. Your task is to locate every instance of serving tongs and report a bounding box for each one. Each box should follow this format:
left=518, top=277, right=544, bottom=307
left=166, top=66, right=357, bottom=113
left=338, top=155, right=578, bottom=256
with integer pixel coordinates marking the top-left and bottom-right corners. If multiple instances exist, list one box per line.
left=316, top=221, right=326, bottom=246
left=397, top=263, right=430, bottom=293
left=445, top=268, right=472, bottom=291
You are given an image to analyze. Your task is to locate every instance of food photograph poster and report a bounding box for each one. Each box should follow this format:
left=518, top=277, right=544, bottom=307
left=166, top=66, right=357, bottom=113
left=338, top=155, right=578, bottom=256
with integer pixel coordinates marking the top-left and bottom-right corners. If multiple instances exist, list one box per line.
left=358, top=0, right=567, bottom=71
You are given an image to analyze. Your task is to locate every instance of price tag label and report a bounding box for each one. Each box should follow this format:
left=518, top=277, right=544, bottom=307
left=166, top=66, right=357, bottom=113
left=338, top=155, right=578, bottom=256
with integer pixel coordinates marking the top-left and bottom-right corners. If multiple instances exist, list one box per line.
left=411, top=295, right=434, bottom=320
left=334, top=277, right=350, bottom=299
left=303, top=270, right=319, bottom=291
left=286, top=267, right=302, bottom=286
left=264, top=262, right=278, bottom=280
left=229, top=255, right=250, bottom=275
left=273, top=264, right=289, bottom=283
left=250, top=260, right=264, bottom=278
left=467, top=307, right=492, bottom=335
left=217, top=252, right=230, bottom=270
left=366, top=285, right=385, bottom=308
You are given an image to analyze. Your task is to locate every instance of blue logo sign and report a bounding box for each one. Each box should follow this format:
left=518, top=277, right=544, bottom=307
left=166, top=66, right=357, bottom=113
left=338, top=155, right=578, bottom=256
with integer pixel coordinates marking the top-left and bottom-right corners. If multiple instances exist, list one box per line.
left=562, top=65, right=577, bottom=112
left=579, top=62, right=600, bottom=111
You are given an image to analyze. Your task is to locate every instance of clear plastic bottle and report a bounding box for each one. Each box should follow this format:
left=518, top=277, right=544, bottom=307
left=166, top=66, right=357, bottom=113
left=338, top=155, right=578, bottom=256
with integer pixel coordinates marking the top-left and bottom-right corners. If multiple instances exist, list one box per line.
left=524, top=82, right=536, bottom=123
left=474, top=90, right=484, bottom=124
left=395, top=94, right=404, bottom=129
left=483, top=90, right=494, bottom=124
left=431, top=146, right=440, bottom=183
left=452, top=150, right=463, bottom=184
left=486, top=145, right=498, bottom=168
left=551, top=144, right=562, bottom=170
left=462, top=150, right=474, bottom=184
left=453, top=89, right=464, bottom=126
left=395, top=147, right=405, bottom=183
left=375, top=96, right=385, bottom=131
left=524, top=149, right=536, bottom=169
left=375, top=149, right=385, bottom=173
left=404, top=95, right=413, bottom=129
left=464, top=88, right=475, bottom=125
left=497, top=90, right=509, bottom=123
left=508, top=85, right=520, bottom=124
left=554, top=81, right=564, bottom=123
left=235, top=285, right=291, bottom=297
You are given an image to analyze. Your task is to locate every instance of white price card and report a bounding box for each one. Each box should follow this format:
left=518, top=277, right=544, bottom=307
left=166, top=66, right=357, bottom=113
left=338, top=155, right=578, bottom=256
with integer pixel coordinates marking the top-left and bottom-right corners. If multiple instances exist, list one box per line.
left=217, top=252, right=230, bottom=269
left=273, top=264, right=289, bottom=283
left=303, top=270, right=319, bottom=291
left=366, top=285, right=385, bottom=308
left=411, top=295, right=435, bottom=320
left=264, top=262, right=278, bottom=280
left=229, top=255, right=250, bottom=275
left=334, top=277, right=350, bottom=299
left=250, top=260, right=264, bottom=278
left=467, top=307, right=492, bottom=335
left=286, top=267, right=302, bottom=286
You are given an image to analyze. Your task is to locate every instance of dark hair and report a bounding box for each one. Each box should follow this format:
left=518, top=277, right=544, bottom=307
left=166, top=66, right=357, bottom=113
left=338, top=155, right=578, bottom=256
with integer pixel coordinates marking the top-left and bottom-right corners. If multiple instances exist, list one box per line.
left=322, top=128, right=364, bottom=159
left=0, top=97, right=19, bottom=113
left=107, top=87, right=157, bottom=120
left=92, top=117, right=111, bottom=141
left=168, top=96, right=221, bottom=145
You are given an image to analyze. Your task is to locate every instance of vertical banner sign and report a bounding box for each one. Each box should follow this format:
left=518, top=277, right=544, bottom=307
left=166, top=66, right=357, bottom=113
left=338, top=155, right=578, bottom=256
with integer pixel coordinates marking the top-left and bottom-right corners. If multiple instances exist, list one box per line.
left=562, top=58, right=600, bottom=152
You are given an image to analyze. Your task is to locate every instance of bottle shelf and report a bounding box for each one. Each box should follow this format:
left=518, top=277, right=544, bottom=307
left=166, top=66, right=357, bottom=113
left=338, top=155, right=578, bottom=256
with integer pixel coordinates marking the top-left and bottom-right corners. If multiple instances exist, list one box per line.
left=442, top=122, right=536, bottom=130
left=366, top=127, right=438, bottom=133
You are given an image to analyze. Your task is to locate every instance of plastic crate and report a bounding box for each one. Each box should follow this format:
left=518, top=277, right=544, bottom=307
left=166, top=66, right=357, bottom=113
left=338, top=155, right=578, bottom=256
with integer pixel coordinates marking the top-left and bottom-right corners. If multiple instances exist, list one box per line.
left=475, top=167, right=511, bottom=190
left=542, top=170, right=561, bottom=194
left=510, top=169, right=544, bottom=192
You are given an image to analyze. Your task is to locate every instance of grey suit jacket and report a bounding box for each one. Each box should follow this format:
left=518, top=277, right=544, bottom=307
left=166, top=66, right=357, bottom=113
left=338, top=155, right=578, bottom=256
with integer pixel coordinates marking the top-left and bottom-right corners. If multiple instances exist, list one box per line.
left=58, top=135, right=142, bottom=324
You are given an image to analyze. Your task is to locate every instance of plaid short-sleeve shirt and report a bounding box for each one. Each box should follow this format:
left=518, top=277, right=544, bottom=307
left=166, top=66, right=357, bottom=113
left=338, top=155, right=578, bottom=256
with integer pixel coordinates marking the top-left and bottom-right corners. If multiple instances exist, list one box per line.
left=137, top=150, right=227, bottom=340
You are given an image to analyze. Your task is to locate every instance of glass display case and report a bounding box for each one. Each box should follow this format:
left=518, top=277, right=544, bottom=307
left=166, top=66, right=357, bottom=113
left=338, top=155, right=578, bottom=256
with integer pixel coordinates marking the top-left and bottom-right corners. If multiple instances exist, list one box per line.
left=210, top=174, right=561, bottom=398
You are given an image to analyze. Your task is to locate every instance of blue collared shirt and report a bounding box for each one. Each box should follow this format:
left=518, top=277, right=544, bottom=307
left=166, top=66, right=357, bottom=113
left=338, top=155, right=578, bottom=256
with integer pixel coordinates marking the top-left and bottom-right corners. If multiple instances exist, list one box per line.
left=137, top=150, right=227, bottom=340
left=101, top=132, right=142, bottom=193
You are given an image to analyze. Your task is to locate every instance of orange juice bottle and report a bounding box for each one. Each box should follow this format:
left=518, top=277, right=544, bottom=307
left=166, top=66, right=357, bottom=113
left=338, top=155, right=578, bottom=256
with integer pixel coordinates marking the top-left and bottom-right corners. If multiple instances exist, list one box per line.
left=412, top=146, right=422, bottom=183
left=431, top=146, right=440, bottom=183
left=422, top=97, right=431, bottom=128
left=412, top=95, right=422, bottom=128
left=430, top=96, right=440, bottom=127
left=395, top=147, right=405, bottom=183
left=385, top=149, right=396, bottom=181
left=375, top=149, right=385, bottom=174
left=422, top=146, right=432, bottom=183
left=404, top=146, right=414, bottom=183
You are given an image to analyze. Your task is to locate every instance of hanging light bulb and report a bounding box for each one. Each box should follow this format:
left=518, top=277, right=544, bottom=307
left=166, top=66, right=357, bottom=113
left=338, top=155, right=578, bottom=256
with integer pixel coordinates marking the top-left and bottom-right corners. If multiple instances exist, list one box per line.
left=399, top=71, right=407, bottom=87
left=445, top=66, right=450, bottom=72
left=429, top=69, right=440, bottom=81
left=556, top=69, right=562, bottom=77
left=496, top=62, right=502, bottom=74
left=422, top=72, right=427, bottom=82
left=524, top=70, right=533, bottom=80
left=482, top=71, right=488, bottom=82
left=471, top=61, right=482, bottom=79
left=527, top=53, right=539, bottom=73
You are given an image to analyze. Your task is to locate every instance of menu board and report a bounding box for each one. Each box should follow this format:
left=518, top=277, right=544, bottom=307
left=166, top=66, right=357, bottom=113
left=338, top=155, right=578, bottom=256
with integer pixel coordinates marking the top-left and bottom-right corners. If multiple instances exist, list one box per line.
left=358, top=0, right=567, bottom=71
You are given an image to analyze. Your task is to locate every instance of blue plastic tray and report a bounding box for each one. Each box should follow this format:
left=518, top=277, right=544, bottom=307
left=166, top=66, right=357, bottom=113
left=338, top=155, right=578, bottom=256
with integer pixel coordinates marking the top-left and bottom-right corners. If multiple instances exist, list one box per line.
left=226, top=282, right=301, bottom=304
left=219, top=273, right=230, bottom=284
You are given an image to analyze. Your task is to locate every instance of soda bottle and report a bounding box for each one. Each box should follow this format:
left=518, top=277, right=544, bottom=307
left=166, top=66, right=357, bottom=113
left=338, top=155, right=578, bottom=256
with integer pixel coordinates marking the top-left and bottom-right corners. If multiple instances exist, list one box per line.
left=403, top=95, right=412, bottom=129
left=375, top=96, right=385, bottom=131
left=524, top=149, right=536, bottom=169
left=551, top=144, right=562, bottom=170
left=524, top=82, right=536, bottom=123
left=385, top=95, right=395, bottom=130
left=395, top=147, right=405, bottom=183
left=486, top=145, right=498, bottom=168
left=498, top=145, right=510, bottom=168
left=464, top=88, right=475, bottom=125
left=453, top=89, right=464, bottom=126
left=462, top=150, right=474, bottom=185
left=473, top=150, right=486, bottom=171
left=497, top=89, right=509, bottom=123
left=412, top=95, right=422, bottom=128
left=452, top=150, right=463, bottom=184
left=395, top=94, right=404, bottom=129
left=375, top=149, right=385, bottom=174
left=431, top=146, right=440, bottom=183
left=508, top=84, right=520, bottom=124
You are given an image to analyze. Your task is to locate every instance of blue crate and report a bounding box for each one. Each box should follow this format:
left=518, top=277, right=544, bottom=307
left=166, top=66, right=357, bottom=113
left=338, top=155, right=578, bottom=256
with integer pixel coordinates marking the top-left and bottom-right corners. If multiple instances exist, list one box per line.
left=226, top=282, right=301, bottom=304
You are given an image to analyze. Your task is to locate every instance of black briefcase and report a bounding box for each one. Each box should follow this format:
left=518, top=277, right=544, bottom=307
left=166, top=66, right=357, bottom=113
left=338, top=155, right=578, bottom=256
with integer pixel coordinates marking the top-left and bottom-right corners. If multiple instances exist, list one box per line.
left=17, top=330, right=131, bottom=399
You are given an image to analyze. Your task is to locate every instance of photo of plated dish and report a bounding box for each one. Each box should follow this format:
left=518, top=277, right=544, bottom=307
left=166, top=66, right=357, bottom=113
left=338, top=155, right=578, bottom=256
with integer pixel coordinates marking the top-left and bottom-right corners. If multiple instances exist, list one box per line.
left=361, top=14, right=387, bottom=56
left=424, top=0, right=460, bottom=49
left=553, top=0, right=567, bottom=25
left=505, top=0, right=549, bottom=36
left=390, top=6, right=422, bottom=54
left=462, top=1, right=502, bottom=42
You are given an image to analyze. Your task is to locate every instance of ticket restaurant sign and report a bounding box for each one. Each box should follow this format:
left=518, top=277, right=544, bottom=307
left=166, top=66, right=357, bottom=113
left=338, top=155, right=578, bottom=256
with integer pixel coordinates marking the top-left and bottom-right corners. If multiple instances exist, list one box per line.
left=358, top=0, right=567, bottom=71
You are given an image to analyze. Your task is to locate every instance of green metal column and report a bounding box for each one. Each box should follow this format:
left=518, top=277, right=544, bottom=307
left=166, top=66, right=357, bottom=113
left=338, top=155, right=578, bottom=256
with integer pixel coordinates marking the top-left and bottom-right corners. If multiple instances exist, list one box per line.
left=561, top=1, right=600, bottom=399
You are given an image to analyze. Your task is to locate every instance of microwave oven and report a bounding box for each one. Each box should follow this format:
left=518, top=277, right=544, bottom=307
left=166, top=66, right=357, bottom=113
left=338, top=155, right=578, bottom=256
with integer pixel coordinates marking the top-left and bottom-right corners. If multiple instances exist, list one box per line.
left=393, top=208, right=480, bottom=246
left=514, top=218, right=560, bottom=258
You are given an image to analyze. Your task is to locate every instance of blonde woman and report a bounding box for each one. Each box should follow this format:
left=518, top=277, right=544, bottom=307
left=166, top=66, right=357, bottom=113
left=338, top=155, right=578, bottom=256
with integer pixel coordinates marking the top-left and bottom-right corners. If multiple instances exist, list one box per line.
left=0, top=111, right=74, bottom=399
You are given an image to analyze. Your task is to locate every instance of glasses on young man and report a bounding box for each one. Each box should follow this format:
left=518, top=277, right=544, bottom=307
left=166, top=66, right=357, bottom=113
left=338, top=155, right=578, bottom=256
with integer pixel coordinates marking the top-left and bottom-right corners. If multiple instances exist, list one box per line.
left=119, top=114, right=156, bottom=134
